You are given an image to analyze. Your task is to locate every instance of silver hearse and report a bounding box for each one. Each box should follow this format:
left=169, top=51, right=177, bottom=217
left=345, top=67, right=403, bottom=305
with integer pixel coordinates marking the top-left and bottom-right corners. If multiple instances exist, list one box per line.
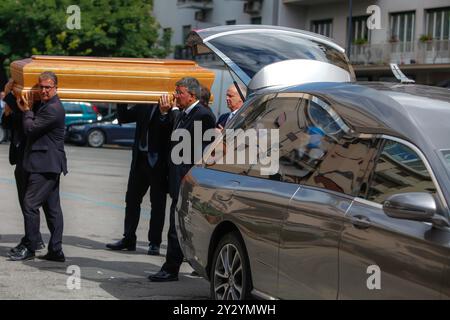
left=176, top=25, right=450, bottom=300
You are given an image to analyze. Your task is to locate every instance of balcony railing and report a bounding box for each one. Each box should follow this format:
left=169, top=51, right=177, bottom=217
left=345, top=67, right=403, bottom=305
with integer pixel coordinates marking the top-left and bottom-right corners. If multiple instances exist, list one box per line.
left=177, top=0, right=214, bottom=10
left=349, top=40, right=450, bottom=66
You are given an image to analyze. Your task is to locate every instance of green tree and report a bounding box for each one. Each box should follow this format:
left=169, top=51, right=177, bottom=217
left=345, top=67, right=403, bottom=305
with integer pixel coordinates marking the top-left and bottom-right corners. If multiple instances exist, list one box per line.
left=0, top=0, right=172, bottom=87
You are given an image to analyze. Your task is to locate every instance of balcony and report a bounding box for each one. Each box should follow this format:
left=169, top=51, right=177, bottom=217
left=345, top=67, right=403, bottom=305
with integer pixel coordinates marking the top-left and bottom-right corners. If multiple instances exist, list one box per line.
left=177, top=0, right=214, bottom=10
left=349, top=40, right=450, bottom=66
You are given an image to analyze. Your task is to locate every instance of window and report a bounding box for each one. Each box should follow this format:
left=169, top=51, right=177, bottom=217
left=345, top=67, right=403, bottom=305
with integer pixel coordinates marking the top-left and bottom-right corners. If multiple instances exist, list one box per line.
left=182, top=25, right=191, bottom=42
left=226, top=20, right=236, bottom=25
left=277, top=95, right=378, bottom=196
left=311, top=19, right=333, bottom=38
left=349, top=15, right=371, bottom=44
left=426, top=7, right=450, bottom=40
left=251, top=17, right=262, bottom=25
left=208, top=31, right=353, bottom=80
left=389, top=11, right=415, bottom=42
left=205, top=93, right=283, bottom=179
left=366, top=140, right=437, bottom=204
left=64, top=103, right=83, bottom=114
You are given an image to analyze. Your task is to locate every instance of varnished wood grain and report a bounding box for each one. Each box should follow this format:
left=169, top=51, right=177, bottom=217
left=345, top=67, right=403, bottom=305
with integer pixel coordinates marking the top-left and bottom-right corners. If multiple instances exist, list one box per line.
left=10, top=55, right=215, bottom=104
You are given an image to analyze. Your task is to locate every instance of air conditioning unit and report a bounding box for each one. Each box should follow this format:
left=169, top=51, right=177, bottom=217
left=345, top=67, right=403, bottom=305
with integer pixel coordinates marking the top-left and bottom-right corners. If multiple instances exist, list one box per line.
left=195, top=10, right=206, bottom=22
left=244, top=0, right=262, bottom=14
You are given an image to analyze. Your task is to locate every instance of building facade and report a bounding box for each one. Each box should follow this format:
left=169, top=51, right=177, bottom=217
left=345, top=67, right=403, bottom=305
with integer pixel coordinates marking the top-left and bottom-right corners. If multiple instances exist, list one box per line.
left=153, top=0, right=450, bottom=86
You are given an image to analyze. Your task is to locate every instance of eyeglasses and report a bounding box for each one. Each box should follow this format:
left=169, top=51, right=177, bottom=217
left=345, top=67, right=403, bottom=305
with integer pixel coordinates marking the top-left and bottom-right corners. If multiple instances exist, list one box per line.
left=175, top=89, right=193, bottom=96
left=39, top=85, right=55, bottom=91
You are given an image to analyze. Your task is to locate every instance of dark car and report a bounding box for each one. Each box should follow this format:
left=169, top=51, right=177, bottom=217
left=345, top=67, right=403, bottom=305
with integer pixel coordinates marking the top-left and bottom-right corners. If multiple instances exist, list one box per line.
left=66, top=115, right=135, bottom=147
left=175, top=25, right=450, bottom=300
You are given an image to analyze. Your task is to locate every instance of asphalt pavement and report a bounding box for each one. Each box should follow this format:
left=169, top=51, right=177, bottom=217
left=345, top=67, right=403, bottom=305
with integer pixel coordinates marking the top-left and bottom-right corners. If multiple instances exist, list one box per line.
left=0, top=143, right=210, bottom=300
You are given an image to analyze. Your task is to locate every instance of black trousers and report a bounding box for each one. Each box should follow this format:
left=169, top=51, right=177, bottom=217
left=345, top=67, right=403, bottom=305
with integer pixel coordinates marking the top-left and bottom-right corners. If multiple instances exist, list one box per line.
left=161, top=196, right=184, bottom=274
left=14, top=164, right=44, bottom=246
left=123, top=152, right=167, bottom=246
left=23, top=172, right=63, bottom=252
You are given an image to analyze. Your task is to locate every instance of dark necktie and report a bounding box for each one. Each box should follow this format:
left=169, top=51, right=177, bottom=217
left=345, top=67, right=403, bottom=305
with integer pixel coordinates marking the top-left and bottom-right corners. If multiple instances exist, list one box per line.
left=177, top=111, right=189, bottom=129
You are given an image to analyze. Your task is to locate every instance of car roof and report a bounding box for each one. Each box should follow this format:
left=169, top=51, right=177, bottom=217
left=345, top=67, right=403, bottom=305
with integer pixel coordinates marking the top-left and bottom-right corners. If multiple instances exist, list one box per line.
left=272, top=81, right=450, bottom=151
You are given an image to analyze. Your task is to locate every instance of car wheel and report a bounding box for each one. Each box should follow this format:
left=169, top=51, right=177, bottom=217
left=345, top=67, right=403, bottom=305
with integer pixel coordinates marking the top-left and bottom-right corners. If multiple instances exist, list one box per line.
left=87, top=129, right=105, bottom=148
left=210, top=232, right=252, bottom=300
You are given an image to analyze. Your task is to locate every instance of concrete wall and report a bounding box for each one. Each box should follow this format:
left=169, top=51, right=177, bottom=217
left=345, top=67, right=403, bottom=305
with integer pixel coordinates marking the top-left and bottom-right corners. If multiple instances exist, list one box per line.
left=153, top=0, right=277, bottom=49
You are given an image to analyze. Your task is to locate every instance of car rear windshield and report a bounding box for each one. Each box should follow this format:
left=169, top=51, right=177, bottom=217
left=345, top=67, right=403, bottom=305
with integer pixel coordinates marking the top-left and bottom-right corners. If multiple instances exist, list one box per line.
left=208, top=31, right=352, bottom=79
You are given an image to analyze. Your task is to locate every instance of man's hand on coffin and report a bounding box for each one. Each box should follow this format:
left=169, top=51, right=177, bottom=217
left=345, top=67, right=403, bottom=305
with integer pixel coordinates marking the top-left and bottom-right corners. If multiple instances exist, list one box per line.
left=159, top=94, right=175, bottom=115
left=17, top=90, right=36, bottom=112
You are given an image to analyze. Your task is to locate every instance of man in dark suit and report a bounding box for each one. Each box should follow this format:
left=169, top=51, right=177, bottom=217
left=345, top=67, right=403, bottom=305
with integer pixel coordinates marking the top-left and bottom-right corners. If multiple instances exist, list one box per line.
left=106, top=102, right=171, bottom=255
left=9, top=71, right=68, bottom=262
left=1, top=80, right=45, bottom=256
left=216, top=83, right=246, bottom=129
left=149, top=77, right=216, bottom=282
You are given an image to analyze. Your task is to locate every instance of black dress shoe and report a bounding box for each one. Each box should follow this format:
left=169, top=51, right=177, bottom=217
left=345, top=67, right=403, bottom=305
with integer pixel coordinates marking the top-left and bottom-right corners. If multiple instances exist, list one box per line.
left=147, top=244, right=160, bottom=256
left=39, top=251, right=66, bottom=262
left=148, top=269, right=178, bottom=282
left=8, top=241, right=45, bottom=257
left=7, top=244, right=26, bottom=257
left=9, top=247, right=35, bottom=261
left=106, top=239, right=136, bottom=251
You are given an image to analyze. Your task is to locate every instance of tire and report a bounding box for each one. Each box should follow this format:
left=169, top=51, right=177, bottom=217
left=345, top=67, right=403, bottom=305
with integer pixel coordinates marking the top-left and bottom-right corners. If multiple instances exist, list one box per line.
left=210, top=232, right=252, bottom=300
left=87, top=129, right=105, bottom=148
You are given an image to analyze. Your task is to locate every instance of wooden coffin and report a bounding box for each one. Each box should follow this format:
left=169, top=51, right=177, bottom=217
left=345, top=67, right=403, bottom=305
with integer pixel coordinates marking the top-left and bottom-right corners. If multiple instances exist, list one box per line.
left=10, top=55, right=215, bottom=104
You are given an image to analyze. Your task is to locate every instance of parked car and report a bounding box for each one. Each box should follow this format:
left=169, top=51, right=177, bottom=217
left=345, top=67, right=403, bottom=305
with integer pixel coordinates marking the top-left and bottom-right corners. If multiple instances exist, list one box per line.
left=62, top=101, right=100, bottom=126
left=176, top=25, right=450, bottom=300
left=66, top=114, right=135, bottom=147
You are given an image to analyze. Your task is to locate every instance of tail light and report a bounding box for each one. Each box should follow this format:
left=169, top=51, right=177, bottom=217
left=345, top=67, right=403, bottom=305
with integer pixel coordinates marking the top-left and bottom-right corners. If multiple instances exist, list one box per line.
left=92, top=105, right=99, bottom=114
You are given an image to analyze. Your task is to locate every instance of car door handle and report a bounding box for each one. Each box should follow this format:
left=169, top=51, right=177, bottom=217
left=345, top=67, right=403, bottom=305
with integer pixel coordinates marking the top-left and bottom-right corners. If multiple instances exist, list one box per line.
left=350, top=215, right=372, bottom=229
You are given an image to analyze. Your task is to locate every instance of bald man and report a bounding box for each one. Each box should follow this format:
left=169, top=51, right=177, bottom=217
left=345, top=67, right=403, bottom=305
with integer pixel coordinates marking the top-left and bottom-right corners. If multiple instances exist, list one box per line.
left=217, top=83, right=246, bottom=129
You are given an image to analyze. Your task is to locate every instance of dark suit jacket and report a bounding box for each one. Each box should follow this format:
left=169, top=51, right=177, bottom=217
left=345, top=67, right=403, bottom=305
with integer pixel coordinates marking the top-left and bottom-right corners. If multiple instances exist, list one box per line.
left=117, top=103, right=172, bottom=171
left=163, top=103, right=216, bottom=198
left=1, top=95, right=32, bottom=166
left=22, top=95, right=68, bottom=175
left=216, top=112, right=230, bottom=128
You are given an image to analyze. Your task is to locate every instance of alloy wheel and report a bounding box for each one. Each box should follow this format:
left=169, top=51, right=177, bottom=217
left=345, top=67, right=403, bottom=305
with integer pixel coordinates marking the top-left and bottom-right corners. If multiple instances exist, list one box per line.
left=213, top=243, right=244, bottom=300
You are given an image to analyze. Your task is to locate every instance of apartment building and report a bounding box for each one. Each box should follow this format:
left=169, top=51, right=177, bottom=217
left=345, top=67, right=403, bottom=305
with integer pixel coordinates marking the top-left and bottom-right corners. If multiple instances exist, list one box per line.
left=153, top=0, right=450, bottom=85
left=282, top=0, right=450, bottom=84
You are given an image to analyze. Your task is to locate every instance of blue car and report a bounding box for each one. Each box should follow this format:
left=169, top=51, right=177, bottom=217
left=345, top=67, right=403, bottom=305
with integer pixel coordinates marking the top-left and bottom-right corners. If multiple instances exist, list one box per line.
left=62, top=101, right=99, bottom=126
left=66, top=116, right=135, bottom=148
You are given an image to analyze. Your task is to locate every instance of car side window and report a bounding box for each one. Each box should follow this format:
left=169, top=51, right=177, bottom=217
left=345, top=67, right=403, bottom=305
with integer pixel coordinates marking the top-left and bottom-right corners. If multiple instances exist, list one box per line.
left=366, top=140, right=437, bottom=204
left=205, top=93, right=293, bottom=177
left=278, top=95, right=379, bottom=196
left=240, top=94, right=303, bottom=179
left=64, top=103, right=83, bottom=114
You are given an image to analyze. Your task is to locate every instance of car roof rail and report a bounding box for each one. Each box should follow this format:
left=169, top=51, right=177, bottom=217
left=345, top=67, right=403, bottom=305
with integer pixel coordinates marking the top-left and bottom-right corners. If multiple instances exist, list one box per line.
left=390, top=63, right=415, bottom=84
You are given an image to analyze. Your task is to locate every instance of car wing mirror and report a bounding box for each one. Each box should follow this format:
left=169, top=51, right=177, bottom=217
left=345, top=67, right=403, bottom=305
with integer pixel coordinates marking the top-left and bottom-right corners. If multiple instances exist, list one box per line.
left=383, top=192, right=438, bottom=223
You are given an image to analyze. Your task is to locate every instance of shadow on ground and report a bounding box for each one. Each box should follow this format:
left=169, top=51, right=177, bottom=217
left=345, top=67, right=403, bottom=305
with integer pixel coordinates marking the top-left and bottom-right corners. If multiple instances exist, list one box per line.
left=0, top=234, right=208, bottom=300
